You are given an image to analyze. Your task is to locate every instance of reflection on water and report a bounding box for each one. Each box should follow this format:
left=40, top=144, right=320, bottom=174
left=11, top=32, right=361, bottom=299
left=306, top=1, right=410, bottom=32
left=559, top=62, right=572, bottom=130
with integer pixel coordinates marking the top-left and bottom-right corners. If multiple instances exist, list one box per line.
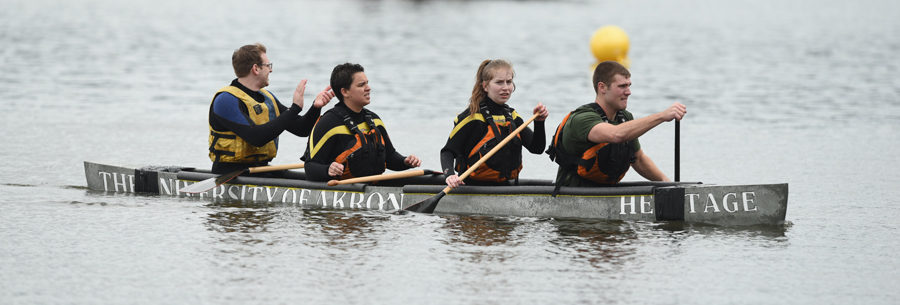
left=441, top=215, right=521, bottom=247
left=658, top=221, right=790, bottom=249
left=544, top=218, right=791, bottom=271
left=304, top=210, right=389, bottom=252
left=438, top=215, right=524, bottom=264
left=206, top=210, right=276, bottom=234
left=547, top=219, right=640, bottom=270
left=203, top=200, right=277, bottom=246
left=203, top=199, right=391, bottom=252
left=199, top=200, right=794, bottom=277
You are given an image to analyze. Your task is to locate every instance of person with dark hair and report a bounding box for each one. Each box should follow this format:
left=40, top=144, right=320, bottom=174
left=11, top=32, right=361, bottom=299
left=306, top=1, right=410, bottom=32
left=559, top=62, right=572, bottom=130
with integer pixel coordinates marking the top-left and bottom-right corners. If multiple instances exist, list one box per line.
left=208, top=43, right=334, bottom=174
left=439, top=59, right=549, bottom=188
left=302, top=63, right=421, bottom=182
left=547, top=60, right=686, bottom=193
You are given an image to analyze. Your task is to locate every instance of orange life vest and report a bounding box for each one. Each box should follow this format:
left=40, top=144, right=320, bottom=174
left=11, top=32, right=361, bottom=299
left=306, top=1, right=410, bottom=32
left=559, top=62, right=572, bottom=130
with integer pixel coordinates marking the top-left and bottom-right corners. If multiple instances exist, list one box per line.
left=547, top=103, right=635, bottom=193
left=456, top=104, right=523, bottom=183
left=329, top=106, right=387, bottom=180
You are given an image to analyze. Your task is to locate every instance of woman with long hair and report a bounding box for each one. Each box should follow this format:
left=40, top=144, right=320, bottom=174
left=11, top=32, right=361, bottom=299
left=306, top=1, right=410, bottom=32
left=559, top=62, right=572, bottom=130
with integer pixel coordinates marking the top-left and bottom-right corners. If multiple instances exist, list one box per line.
left=439, top=59, right=549, bottom=187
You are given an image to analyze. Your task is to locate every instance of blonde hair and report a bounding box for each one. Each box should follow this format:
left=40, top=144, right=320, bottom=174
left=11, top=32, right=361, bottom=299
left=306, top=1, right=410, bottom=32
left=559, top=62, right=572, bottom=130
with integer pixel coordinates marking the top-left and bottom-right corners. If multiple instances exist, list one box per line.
left=467, top=59, right=515, bottom=115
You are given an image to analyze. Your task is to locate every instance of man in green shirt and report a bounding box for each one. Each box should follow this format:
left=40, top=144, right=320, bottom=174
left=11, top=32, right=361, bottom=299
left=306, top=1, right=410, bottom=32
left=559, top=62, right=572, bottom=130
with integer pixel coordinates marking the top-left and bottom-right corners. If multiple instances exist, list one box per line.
left=549, top=60, right=687, bottom=188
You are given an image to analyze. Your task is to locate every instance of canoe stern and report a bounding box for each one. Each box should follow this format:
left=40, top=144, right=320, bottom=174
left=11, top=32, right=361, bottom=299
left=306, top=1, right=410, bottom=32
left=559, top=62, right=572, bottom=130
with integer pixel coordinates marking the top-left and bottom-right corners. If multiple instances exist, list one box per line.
left=656, top=183, right=789, bottom=226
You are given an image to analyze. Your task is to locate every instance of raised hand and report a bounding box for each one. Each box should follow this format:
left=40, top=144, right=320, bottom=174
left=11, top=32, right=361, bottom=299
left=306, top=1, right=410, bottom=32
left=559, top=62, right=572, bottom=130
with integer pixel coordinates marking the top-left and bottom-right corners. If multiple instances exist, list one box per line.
left=662, top=102, right=687, bottom=121
left=292, top=79, right=308, bottom=108
left=533, top=103, right=549, bottom=121
left=314, top=85, right=334, bottom=108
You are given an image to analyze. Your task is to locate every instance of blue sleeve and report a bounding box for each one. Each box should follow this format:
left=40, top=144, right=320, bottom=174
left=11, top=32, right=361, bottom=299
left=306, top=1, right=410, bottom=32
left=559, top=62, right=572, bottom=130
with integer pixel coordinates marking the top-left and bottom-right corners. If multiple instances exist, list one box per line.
left=212, top=93, right=251, bottom=125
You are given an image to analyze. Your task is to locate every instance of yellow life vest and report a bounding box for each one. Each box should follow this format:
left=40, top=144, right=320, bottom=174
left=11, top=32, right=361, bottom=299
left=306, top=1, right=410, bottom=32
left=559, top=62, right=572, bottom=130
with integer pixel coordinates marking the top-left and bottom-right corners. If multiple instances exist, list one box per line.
left=208, top=86, right=281, bottom=163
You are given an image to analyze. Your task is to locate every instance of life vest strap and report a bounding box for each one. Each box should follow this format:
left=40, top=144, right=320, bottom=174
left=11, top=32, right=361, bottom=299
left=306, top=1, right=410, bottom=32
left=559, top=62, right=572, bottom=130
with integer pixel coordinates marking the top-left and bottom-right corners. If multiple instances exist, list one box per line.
left=329, top=105, right=387, bottom=179
left=462, top=102, right=521, bottom=181
left=209, top=131, right=237, bottom=163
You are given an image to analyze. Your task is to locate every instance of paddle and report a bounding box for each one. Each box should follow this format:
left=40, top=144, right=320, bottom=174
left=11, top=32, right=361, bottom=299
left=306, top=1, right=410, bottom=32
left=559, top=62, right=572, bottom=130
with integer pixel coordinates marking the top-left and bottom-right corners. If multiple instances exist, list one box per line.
left=179, top=163, right=305, bottom=194
left=675, top=120, right=680, bottom=182
left=404, top=112, right=541, bottom=213
left=327, top=169, right=438, bottom=186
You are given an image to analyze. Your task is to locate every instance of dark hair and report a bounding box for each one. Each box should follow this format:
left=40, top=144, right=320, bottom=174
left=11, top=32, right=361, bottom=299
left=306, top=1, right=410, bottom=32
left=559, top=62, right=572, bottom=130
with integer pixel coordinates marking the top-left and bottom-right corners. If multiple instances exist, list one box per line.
left=330, top=63, right=366, bottom=103
left=592, top=60, right=630, bottom=94
left=468, top=59, right=515, bottom=116
left=232, top=43, right=267, bottom=78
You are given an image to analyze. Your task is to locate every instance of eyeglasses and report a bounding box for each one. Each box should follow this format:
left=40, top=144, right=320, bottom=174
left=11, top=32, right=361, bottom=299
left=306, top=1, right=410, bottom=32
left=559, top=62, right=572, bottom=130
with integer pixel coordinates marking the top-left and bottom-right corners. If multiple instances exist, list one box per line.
left=260, top=62, right=273, bottom=70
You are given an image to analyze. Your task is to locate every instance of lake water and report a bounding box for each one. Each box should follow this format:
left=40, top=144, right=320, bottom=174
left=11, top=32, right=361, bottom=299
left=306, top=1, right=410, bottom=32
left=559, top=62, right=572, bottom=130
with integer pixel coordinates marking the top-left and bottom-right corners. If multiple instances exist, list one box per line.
left=2, top=0, right=899, bottom=303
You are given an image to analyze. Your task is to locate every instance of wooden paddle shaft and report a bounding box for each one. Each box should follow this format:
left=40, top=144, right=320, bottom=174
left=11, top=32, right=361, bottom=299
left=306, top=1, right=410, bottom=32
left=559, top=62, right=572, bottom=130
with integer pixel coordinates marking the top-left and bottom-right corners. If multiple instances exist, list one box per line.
left=445, top=112, right=541, bottom=193
left=327, top=169, right=428, bottom=186
left=247, top=163, right=305, bottom=174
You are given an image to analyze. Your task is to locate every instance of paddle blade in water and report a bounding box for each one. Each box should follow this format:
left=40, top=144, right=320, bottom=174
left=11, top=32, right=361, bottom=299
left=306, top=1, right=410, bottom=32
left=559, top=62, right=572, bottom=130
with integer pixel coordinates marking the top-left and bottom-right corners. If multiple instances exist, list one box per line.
left=403, top=191, right=446, bottom=213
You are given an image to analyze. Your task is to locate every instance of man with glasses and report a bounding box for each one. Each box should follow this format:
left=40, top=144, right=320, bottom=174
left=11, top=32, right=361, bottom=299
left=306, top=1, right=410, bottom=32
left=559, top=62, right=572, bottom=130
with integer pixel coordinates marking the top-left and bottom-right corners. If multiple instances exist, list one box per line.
left=208, top=43, right=334, bottom=174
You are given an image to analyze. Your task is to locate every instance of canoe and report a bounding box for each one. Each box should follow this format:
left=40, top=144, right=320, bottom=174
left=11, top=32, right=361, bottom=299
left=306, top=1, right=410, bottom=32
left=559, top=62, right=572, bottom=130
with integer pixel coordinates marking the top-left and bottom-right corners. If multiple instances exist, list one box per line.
left=83, top=161, right=788, bottom=226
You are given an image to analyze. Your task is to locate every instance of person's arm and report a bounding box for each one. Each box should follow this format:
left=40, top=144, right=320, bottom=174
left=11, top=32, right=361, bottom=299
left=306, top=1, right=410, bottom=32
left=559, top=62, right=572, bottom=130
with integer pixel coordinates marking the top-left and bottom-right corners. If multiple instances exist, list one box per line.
left=285, top=86, right=333, bottom=137
left=303, top=113, right=341, bottom=182
left=439, top=115, right=481, bottom=187
left=521, top=103, right=548, bottom=154
left=211, top=93, right=303, bottom=147
left=439, top=118, right=474, bottom=176
left=385, top=154, right=408, bottom=171
left=439, top=150, right=465, bottom=188
left=516, top=116, right=545, bottom=154
left=439, top=150, right=456, bottom=178
left=587, top=102, right=686, bottom=144
left=304, top=161, right=332, bottom=182
left=285, top=106, right=321, bottom=137
left=631, top=149, right=670, bottom=182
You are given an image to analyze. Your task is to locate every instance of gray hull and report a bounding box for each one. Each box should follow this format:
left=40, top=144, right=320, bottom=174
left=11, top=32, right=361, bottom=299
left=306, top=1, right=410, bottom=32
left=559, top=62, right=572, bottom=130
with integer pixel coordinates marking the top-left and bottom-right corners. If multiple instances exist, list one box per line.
left=84, top=161, right=788, bottom=226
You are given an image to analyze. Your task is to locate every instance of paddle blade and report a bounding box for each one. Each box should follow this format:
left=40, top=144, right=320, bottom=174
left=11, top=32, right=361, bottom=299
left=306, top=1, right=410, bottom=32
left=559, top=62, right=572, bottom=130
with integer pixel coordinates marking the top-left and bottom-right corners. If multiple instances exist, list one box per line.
left=178, top=169, right=244, bottom=194
left=179, top=177, right=217, bottom=194
left=403, top=191, right=446, bottom=213
left=213, top=169, right=245, bottom=186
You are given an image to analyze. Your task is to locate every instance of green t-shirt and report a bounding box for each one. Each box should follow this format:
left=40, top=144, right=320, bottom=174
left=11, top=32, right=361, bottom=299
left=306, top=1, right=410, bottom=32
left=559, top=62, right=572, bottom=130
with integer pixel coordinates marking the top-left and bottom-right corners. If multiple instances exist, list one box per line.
left=554, top=104, right=640, bottom=187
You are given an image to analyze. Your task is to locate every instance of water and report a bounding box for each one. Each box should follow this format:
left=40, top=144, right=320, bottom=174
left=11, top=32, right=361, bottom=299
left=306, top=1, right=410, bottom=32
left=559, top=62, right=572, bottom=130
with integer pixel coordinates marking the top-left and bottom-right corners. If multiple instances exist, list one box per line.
left=2, top=0, right=899, bottom=303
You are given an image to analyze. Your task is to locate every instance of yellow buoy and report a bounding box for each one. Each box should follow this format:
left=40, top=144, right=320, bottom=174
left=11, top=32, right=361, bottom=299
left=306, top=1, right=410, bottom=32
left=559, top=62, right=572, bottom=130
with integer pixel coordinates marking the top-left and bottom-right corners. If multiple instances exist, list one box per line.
left=590, top=25, right=631, bottom=68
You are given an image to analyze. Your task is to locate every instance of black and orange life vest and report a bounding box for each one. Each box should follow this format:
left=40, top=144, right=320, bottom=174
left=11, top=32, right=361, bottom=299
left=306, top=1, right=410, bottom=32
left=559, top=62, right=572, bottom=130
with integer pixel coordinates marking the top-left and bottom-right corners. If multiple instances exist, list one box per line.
left=547, top=103, right=635, bottom=194
left=328, top=106, right=387, bottom=180
left=456, top=103, right=523, bottom=183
